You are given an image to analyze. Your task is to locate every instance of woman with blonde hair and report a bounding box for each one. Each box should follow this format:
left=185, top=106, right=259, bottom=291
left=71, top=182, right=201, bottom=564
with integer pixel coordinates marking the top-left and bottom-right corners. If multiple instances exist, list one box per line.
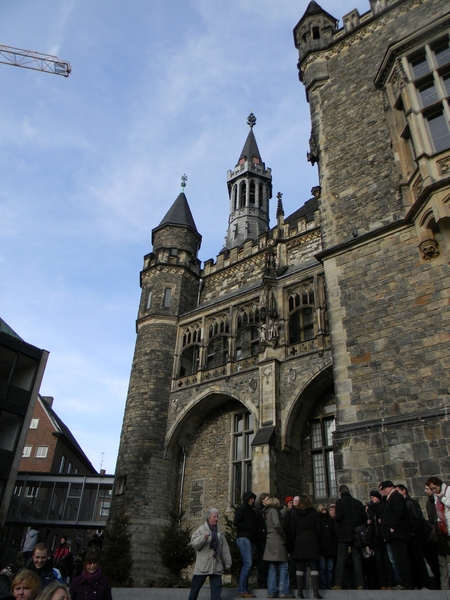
left=10, top=569, right=40, bottom=600
left=263, top=497, right=294, bottom=598
left=35, top=582, right=70, bottom=600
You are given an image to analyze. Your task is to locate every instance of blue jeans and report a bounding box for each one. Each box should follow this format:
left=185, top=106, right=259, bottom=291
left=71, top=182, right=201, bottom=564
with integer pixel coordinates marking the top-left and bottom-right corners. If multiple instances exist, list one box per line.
left=268, top=561, right=290, bottom=596
left=319, top=556, right=334, bottom=589
left=236, top=536, right=254, bottom=594
left=188, top=574, right=222, bottom=600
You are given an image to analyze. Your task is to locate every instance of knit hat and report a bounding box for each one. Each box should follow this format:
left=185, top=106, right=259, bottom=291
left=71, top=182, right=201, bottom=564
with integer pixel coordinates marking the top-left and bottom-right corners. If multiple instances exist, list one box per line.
left=285, top=496, right=294, bottom=504
left=370, top=489, right=382, bottom=500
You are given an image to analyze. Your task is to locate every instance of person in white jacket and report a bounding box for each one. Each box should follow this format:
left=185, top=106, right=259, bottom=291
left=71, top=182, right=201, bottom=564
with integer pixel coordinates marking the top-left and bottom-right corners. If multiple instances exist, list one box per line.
left=188, top=508, right=232, bottom=600
left=426, top=477, right=450, bottom=534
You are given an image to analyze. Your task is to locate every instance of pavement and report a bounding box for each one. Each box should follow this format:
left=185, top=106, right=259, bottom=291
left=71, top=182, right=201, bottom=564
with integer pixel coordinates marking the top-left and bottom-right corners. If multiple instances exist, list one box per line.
left=111, top=588, right=450, bottom=599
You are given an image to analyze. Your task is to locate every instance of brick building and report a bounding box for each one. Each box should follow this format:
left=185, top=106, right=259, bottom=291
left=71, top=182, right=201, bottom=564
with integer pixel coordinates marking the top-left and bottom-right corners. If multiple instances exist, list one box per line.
left=111, top=0, right=450, bottom=584
left=18, top=395, right=97, bottom=477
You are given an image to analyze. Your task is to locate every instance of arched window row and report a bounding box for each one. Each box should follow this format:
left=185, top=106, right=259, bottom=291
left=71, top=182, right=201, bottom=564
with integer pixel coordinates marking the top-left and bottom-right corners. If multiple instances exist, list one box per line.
left=237, top=306, right=260, bottom=329
left=208, top=317, right=229, bottom=340
left=232, top=180, right=267, bottom=211
left=289, top=287, right=315, bottom=313
left=182, top=326, right=202, bottom=348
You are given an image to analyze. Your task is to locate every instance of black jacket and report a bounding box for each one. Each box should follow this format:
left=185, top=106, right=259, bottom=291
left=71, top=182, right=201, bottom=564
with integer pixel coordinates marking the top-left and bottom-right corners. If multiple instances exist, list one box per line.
left=234, top=491, right=257, bottom=540
left=381, top=490, right=410, bottom=542
left=317, top=512, right=337, bottom=557
left=334, top=492, right=366, bottom=544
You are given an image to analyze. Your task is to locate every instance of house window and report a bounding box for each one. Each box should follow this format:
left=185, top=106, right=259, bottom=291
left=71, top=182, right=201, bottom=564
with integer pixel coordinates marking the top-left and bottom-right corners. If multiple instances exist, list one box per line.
left=405, top=34, right=450, bottom=154
left=59, top=455, right=66, bottom=473
left=231, top=412, right=254, bottom=506
left=145, top=290, right=153, bottom=310
left=14, top=485, right=22, bottom=496
left=99, top=501, right=111, bottom=517
left=310, top=417, right=337, bottom=499
left=163, top=288, right=172, bottom=307
left=29, top=418, right=39, bottom=429
left=206, top=336, right=228, bottom=369
left=22, top=445, right=32, bottom=458
left=25, top=486, right=38, bottom=498
left=35, top=446, right=48, bottom=458
left=67, top=462, right=73, bottom=474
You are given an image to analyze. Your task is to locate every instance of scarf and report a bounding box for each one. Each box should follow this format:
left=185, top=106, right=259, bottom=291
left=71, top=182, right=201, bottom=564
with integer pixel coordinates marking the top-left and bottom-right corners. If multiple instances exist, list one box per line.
left=208, top=522, right=220, bottom=559
left=436, top=487, right=448, bottom=534
left=82, top=565, right=103, bottom=583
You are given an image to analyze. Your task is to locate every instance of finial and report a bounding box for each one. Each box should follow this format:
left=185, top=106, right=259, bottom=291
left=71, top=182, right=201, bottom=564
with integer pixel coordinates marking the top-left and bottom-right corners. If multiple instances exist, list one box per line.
left=181, top=174, right=188, bottom=190
left=247, top=112, right=256, bottom=129
left=276, top=192, right=284, bottom=217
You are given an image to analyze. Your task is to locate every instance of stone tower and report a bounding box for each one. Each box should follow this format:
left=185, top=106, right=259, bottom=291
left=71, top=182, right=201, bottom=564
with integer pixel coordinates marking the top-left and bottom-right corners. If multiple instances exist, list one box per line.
left=112, top=182, right=201, bottom=582
left=295, top=0, right=450, bottom=499
left=225, top=113, right=272, bottom=249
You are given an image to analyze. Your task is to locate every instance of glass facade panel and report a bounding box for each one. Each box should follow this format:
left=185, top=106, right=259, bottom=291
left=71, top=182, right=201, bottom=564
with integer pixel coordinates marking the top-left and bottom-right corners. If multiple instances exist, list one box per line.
left=418, top=80, right=439, bottom=107
left=313, top=453, right=326, bottom=498
left=410, top=53, right=430, bottom=79
left=311, top=421, right=322, bottom=449
left=427, top=111, right=450, bottom=152
left=434, top=40, right=450, bottom=67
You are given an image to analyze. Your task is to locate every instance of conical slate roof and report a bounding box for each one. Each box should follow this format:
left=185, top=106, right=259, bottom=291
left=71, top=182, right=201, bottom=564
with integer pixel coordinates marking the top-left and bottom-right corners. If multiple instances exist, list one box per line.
left=157, top=192, right=198, bottom=232
left=296, top=0, right=337, bottom=28
left=238, top=128, right=262, bottom=164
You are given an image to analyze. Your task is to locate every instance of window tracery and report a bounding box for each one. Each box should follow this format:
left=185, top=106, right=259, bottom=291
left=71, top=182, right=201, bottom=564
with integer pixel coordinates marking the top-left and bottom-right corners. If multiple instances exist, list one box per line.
left=288, top=284, right=315, bottom=345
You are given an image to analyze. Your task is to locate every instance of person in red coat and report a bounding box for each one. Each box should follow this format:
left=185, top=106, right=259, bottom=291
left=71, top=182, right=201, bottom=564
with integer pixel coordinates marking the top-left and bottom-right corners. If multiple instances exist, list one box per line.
left=69, top=551, right=112, bottom=600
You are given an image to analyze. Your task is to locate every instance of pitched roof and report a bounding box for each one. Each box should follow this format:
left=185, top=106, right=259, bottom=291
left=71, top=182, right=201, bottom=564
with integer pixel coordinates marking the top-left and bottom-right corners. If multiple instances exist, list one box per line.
left=284, top=196, right=319, bottom=226
left=39, top=395, right=97, bottom=474
left=238, top=128, right=262, bottom=164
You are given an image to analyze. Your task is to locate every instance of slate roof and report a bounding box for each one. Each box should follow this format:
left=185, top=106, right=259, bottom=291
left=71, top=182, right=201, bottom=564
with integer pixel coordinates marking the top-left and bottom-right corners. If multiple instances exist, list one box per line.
left=295, top=1, right=338, bottom=29
left=284, top=195, right=319, bottom=226
left=152, top=192, right=200, bottom=242
left=238, top=128, right=262, bottom=164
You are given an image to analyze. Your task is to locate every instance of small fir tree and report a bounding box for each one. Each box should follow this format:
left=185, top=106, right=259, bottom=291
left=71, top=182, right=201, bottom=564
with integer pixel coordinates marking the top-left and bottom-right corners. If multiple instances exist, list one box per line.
left=102, top=507, right=133, bottom=587
left=158, top=507, right=195, bottom=578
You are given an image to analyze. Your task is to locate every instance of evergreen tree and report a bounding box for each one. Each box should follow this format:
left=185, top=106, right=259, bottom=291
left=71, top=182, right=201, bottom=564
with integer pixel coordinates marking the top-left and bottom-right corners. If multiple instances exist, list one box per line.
left=158, top=507, right=195, bottom=578
left=102, top=507, right=133, bottom=587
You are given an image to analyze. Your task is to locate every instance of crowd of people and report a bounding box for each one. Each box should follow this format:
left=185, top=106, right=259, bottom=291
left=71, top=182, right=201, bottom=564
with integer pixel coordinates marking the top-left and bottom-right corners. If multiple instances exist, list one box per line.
left=216, top=477, right=450, bottom=598
left=0, top=532, right=111, bottom=600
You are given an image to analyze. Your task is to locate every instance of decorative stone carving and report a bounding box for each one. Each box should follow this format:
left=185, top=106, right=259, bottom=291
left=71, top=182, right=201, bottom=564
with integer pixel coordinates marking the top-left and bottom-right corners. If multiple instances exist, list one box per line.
left=437, top=157, right=450, bottom=175
left=413, top=176, right=424, bottom=199
left=419, top=239, right=440, bottom=261
left=249, top=378, right=258, bottom=391
left=307, top=133, right=319, bottom=165
left=288, top=368, right=296, bottom=382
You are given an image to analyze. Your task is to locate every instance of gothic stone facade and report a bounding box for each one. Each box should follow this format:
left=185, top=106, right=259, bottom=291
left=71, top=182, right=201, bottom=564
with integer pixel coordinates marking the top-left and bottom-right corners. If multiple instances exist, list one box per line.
left=112, top=0, right=450, bottom=584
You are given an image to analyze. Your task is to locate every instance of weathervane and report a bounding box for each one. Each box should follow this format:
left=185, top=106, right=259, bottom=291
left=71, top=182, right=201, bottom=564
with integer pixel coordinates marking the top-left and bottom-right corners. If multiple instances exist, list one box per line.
left=181, top=174, right=188, bottom=190
left=247, top=112, right=256, bottom=129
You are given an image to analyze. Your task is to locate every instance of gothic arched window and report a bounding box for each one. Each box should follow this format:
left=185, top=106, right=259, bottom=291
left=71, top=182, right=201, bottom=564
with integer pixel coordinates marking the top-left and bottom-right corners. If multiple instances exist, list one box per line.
left=249, top=181, right=256, bottom=205
left=240, top=182, right=247, bottom=207
left=288, top=285, right=315, bottom=345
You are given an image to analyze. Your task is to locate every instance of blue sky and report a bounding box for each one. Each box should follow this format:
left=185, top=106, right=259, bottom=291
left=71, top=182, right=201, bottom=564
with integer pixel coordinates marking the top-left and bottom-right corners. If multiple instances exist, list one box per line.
left=0, top=0, right=369, bottom=474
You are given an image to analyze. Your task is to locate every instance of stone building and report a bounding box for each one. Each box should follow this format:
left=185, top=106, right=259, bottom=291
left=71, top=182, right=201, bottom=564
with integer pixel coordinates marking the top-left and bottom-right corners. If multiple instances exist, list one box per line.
left=112, top=0, right=450, bottom=584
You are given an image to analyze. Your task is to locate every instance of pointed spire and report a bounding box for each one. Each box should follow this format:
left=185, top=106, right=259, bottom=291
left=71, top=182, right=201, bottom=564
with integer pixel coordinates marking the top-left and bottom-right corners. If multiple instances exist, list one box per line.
left=156, top=192, right=198, bottom=233
left=299, top=1, right=337, bottom=25
left=238, top=113, right=262, bottom=165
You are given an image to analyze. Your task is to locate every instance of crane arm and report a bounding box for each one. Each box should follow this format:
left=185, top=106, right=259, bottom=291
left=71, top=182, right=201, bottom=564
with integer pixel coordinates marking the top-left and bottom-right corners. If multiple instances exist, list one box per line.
left=0, top=45, right=71, bottom=77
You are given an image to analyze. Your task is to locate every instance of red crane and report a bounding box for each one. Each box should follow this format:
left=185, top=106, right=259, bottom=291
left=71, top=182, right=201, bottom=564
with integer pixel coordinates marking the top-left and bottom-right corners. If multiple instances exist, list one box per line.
left=0, top=44, right=70, bottom=77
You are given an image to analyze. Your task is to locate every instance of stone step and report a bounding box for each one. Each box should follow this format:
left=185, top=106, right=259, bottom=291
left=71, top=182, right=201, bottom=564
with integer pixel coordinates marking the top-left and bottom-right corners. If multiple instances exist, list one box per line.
left=111, top=588, right=450, bottom=599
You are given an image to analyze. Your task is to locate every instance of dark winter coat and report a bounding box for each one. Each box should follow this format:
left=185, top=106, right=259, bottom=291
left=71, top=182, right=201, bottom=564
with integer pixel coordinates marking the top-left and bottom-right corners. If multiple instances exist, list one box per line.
left=291, top=507, right=320, bottom=561
left=334, top=492, right=366, bottom=544
left=234, top=491, right=257, bottom=541
left=317, top=512, right=337, bottom=557
left=70, top=568, right=112, bottom=600
left=380, top=490, right=411, bottom=543
left=254, top=501, right=267, bottom=543
left=405, top=495, right=426, bottom=538
left=283, top=508, right=296, bottom=554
